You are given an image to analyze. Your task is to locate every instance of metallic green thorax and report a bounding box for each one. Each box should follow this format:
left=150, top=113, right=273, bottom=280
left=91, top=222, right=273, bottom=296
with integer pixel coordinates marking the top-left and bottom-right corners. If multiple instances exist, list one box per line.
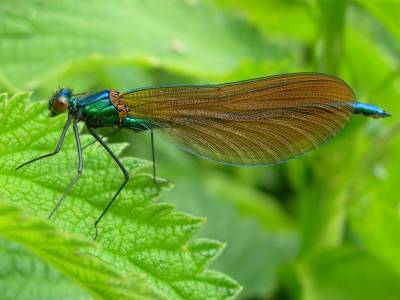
left=78, top=90, right=149, bottom=131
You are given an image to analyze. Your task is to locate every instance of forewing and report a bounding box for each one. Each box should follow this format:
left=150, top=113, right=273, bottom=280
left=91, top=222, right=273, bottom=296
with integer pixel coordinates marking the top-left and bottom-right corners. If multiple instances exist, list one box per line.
left=120, top=73, right=355, bottom=165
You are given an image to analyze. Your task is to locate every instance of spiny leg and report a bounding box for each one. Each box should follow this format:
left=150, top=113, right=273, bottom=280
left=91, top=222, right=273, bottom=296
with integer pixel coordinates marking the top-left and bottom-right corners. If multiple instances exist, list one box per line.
left=82, top=128, right=120, bottom=151
left=150, top=129, right=157, bottom=184
left=48, top=116, right=83, bottom=219
left=15, top=114, right=73, bottom=171
left=88, top=127, right=129, bottom=240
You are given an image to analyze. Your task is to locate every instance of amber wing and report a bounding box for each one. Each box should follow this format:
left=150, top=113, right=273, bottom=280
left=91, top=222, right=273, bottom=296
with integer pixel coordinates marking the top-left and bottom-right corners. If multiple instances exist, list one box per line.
left=120, top=73, right=355, bottom=165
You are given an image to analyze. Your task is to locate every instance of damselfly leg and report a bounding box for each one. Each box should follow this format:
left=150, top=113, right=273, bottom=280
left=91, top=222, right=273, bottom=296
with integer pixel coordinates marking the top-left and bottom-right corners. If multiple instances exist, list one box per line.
left=15, top=114, right=73, bottom=171
left=82, top=128, right=120, bottom=151
left=48, top=115, right=83, bottom=219
left=88, top=127, right=129, bottom=240
left=150, top=129, right=157, bottom=184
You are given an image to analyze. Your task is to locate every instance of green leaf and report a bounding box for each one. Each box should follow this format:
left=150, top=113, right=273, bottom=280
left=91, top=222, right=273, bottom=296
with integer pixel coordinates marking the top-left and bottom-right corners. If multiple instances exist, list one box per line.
left=140, top=138, right=299, bottom=299
left=297, top=247, right=400, bottom=300
left=0, top=92, right=241, bottom=299
left=349, top=128, right=400, bottom=275
left=0, top=0, right=283, bottom=92
left=355, top=0, right=400, bottom=44
left=119, top=118, right=299, bottom=298
left=0, top=201, right=163, bottom=300
left=208, top=0, right=315, bottom=41
left=0, top=237, right=89, bottom=300
left=199, top=175, right=298, bottom=299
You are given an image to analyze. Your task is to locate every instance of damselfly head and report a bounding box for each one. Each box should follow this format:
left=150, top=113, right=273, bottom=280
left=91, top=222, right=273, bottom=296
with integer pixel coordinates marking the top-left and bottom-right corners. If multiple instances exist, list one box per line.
left=49, top=88, right=72, bottom=117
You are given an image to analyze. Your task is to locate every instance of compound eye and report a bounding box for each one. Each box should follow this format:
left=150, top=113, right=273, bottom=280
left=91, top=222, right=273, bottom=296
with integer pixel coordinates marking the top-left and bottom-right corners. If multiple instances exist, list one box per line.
left=53, top=96, right=68, bottom=113
left=48, top=88, right=72, bottom=117
left=49, top=95, right=69, bottom=116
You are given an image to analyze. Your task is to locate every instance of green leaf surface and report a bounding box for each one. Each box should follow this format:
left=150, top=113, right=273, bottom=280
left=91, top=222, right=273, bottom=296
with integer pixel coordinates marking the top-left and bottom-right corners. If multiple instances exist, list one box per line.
left=349, top=127, right=400, bottom=275
left=0, top=202, right=163, bottom=300
left=0, top=237, right=89, bottom=300
left=83, top=122, right=299, bottom=299
left=169, top=174, right=299, bottom=299
left=298, top=247, right=400, bottom=300
left=0, top=0, right=283, bottom=92
left=356, top=0, right=400, bottom=43
left=0, top=92, right=241, bottom=299
left=127, top=136, right=299, bottom=299
left=209, top=0, right=315, bottom=41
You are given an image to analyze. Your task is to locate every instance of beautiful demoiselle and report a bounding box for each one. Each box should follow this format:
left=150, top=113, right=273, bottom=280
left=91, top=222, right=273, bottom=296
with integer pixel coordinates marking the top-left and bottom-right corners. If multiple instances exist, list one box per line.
left=16, top=73, right=390, bottom=239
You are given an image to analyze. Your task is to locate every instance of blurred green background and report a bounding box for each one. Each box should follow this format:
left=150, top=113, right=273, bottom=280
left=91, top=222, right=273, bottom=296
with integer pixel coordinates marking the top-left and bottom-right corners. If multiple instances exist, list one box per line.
left=1, top=0, right=399, bottom=299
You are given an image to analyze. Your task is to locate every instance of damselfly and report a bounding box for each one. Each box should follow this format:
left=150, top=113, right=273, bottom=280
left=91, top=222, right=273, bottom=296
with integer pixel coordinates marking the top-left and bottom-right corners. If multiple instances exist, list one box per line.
left=16, top=73, right=390, bottom=239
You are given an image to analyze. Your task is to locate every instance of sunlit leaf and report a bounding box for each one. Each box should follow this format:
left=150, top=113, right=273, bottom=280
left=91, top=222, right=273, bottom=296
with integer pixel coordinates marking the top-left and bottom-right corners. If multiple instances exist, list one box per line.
left=0, top=0, right=283, bottom=92
left=0, top=237, right=89, bottom=300
left=0, top=92, right=241, bottom=299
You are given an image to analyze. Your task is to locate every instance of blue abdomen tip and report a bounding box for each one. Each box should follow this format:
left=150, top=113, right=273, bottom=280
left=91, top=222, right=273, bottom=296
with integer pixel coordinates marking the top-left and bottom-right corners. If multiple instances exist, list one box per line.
left=353, top=102, right=391, bottom=118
